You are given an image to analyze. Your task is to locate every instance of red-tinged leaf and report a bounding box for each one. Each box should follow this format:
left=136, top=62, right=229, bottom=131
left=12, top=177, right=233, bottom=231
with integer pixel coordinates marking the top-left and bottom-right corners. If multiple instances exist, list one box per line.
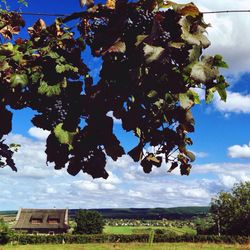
left=178, top=4, right=200, bottom=17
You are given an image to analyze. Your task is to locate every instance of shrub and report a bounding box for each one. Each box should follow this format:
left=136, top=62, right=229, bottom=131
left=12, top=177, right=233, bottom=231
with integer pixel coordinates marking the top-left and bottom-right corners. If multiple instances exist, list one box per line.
left=9, top=233, right=249, bottom=245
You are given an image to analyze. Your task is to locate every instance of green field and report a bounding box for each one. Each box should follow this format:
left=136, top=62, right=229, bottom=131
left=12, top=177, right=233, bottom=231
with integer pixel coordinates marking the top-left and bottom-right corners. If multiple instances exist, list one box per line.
left=103, top=226, right=196, bottom=235
left=0, top=243, right=249, bottom=250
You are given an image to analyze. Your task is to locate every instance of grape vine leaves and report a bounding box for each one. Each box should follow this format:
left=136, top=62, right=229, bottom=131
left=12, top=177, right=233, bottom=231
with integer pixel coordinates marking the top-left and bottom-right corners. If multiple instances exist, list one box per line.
left=0, top=0, right=228, bottom=179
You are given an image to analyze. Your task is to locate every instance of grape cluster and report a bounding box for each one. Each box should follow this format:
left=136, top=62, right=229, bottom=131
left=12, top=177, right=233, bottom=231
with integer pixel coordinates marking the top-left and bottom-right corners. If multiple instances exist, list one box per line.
left=123, top=8, right=154, bottom=40
left=161, top=10, right=182, bottom=41
left=32, top=98, right=69, bottom=129
left=158, top=31, right=171, bottom=45
left=82, top=18, right=109, bottom=46
left=54, top=99, right=67, bottom=120
left=105, top=52, right=128, bottom=64
left=91, top=18, right=108, bottom=32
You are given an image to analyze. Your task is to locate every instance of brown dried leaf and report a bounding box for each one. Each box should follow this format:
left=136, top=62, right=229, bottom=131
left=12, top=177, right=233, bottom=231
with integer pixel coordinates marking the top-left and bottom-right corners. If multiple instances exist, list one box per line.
left=79, top=0, right=94, bottom=7
left=101, top=40, right=126, bottom=56
left=106, top=0, right=116, bottom=9
left=0, top=26, right=20, bottom=40
left=160, top=1, right=200, bottom=17
left=28, top=19, right=46, bottom=36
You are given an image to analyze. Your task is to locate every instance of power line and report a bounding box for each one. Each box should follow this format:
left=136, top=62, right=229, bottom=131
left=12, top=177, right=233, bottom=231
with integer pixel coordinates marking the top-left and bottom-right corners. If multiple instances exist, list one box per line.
left=18, top=12, right=67, bottom=17
left=203, top=10, right=250, bottom=14
left=16, top=9, right=250, bottom=18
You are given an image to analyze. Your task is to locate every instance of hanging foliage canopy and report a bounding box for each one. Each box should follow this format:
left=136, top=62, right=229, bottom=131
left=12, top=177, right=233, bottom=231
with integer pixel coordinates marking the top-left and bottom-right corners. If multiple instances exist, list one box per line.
left=0, top=0, right=228, bottom=178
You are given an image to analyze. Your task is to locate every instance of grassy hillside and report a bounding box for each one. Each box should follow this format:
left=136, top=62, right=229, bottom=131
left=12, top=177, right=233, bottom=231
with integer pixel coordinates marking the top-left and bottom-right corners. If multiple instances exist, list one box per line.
left=69, top=207, right=210, bottom=220
left=0, top=206, right=210, bottom=220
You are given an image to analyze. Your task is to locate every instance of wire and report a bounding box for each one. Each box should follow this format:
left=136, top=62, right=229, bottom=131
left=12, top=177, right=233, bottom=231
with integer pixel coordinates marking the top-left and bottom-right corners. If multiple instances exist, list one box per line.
left=15, top=9, right=250, bottom=18
left=19, top=12, right=67, bottom=17
left=203, top=10, right=250, bottom=14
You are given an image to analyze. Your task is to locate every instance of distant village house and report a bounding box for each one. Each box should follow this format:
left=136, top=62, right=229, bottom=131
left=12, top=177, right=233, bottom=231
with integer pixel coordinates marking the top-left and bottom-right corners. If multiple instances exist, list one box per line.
left=12, top=208, right=69, bottom=234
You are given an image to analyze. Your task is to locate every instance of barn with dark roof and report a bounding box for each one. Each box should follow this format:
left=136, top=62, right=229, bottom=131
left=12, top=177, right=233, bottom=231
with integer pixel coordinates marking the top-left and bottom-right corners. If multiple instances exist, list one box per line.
left=12, top=208, right=69, bottom=234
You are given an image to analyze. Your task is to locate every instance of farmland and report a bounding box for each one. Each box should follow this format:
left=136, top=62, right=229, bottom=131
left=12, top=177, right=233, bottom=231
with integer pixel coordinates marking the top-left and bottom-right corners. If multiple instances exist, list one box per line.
left=0, top=243, right=249, bottom=250
left=103, top=225, right=196, bottom=235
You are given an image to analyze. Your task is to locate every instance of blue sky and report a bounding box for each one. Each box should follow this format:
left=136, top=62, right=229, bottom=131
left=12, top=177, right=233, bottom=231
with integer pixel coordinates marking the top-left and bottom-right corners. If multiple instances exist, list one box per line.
left=1, top=0, right=250, bottom=210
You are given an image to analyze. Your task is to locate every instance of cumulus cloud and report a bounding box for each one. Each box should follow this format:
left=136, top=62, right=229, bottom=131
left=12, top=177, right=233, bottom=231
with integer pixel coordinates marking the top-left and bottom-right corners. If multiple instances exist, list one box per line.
left=28, top=127, right=50, bottom=141
left=228, top=142, right=250, bottom=158
left=188, top=0, right=250, bottom=76
left=1, top=130, right=250, bottom=210
left=214, top=91, right=250, bottom=114
left=193, top=151, right=208, bottom=158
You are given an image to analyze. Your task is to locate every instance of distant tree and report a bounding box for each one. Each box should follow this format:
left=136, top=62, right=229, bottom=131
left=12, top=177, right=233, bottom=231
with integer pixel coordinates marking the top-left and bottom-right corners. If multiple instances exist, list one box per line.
left=194, top=215, right=216, bottom=235
left=210, top=182, right=250, bottom=236
left=74, top=210, right=104, bottom=234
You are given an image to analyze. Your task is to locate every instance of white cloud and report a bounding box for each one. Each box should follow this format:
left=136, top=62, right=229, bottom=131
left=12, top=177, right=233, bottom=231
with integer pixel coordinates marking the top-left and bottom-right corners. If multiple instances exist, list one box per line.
left=193, top=151, right=208, bottom=158
left=181, top=188, right=210, bottom=199
left=189, top=0, right=250, bottom=76
left=1, top=131, right=250, bottom=210
left=101, top=183, right=116, bottom=191
left=28, top=127, right=50, bottom=141
left=72, top=180, right=99, bottom=192
left=106, top=111, right=122, bottom=124
left=228, top=142, right=250, bottom=158
left=219, top=175, right=237, bottom=188
left=214, top=91, right=250, bottom=114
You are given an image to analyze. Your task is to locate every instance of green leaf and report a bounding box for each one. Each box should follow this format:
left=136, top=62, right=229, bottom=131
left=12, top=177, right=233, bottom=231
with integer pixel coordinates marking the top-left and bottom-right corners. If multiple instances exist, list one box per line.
left=216, top=83, right=227, bottom=102
left=55, top=64, right=78, bottom=74
left=0, top=61, right=10, bottom=71
left=147, top=90, right=158, bottom=98
left=11, top=47, right=23, bottom=62
left=18, top=0, right=28, bottom=7
left=135, top=127, right=141, bottom=138
left=191, top=56, right=219, bottom=82
left=205, top=88, right=215, bottom=103
left=213, top=54, right=229, bottom=68
left=165, top=93, right=174, bottom=104
left=31, top=71, right=43, bottom=83
left=47, top=51, right=60, bottom=59
left=179, top=16, right=210, bottom=49
left=188, top=45, right=201, bottom=63
left=10, top=73, right=28, bottom=87
left=143, top=44, right=164, bottom=64
left=185, top=150, right=195, bottom=162
left=187, top=90, right=200, bottom=104
left=179, top=93, right=193, bottom=109
left=0, top=43, right=14, bottom=56
left=38, top=80, right=67, bottom=97
left=135, top=35, right=148, bottom=46
left=54, top=123, right=76, bottom=150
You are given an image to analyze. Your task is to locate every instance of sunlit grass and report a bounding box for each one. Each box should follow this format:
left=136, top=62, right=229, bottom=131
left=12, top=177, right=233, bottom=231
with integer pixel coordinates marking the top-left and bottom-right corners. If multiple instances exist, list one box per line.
left=103, top=226, right=196, bottom=235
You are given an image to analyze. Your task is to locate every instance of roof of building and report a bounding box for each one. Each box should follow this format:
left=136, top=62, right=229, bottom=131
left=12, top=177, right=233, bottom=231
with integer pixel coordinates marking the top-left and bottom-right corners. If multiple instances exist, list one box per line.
left=12, top=208, right=69, bottom=230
